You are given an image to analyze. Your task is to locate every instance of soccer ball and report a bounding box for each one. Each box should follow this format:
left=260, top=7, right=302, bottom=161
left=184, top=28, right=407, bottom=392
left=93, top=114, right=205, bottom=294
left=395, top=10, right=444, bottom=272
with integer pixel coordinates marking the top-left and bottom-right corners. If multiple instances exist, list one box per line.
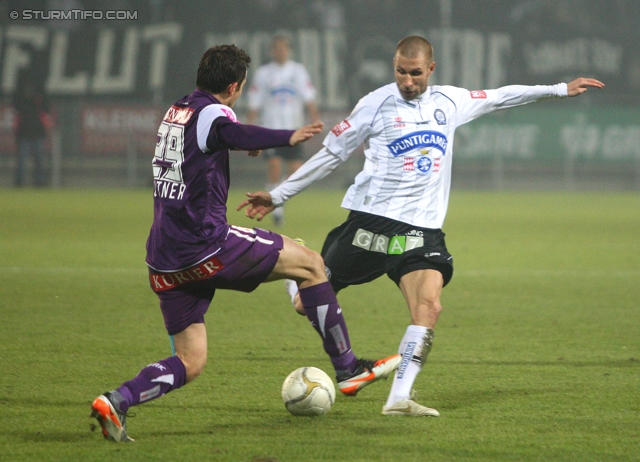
left=281, top=367, right=336, bottom=416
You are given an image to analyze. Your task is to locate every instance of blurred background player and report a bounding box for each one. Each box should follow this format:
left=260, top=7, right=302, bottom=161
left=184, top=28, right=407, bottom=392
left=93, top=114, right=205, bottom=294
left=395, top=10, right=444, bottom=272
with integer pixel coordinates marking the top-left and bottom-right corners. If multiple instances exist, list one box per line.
left=239, top=35, right=604, bottom=417
left=13, top=81, right=52, bottom=187
left=90, top=44, right=399, bottom=442
left=247, top=34, right=320, bottom=226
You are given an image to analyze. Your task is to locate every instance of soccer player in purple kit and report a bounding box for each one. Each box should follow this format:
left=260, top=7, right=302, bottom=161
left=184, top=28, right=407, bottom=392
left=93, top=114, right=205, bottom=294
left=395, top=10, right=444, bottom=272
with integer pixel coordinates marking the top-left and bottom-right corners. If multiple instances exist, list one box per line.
left=90, top=45, right=400, bottom=442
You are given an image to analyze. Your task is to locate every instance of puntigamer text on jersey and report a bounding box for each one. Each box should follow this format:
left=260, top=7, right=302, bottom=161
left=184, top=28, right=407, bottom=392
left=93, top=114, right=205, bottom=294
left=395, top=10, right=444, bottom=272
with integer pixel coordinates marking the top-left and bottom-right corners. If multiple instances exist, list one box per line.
left=387, top=130, right=448, bottom=157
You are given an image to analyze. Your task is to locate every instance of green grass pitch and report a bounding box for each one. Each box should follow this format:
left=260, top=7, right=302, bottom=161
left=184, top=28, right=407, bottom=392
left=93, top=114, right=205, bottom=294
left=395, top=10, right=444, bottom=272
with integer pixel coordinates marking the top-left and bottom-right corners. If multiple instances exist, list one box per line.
left=0, top=188, right=638, bottom=461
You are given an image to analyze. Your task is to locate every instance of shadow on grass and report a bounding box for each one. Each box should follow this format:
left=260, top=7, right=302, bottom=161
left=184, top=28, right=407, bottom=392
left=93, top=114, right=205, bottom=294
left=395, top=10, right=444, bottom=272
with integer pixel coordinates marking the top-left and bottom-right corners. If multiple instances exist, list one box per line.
left=16, top=431, right=96, bottom=443
left=436, top=358, right=638, bottom=368
left=435, top=386, right=556, bottom=411
left=0, top=397, right=86, bottom=407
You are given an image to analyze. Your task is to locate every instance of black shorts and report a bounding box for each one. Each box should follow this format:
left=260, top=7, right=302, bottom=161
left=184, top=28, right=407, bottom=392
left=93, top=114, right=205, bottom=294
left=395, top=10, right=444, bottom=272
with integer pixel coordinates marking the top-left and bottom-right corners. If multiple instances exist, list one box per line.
left=263, top=145, right=304, bottom=161
left=321, top=211, right=453, bottom=292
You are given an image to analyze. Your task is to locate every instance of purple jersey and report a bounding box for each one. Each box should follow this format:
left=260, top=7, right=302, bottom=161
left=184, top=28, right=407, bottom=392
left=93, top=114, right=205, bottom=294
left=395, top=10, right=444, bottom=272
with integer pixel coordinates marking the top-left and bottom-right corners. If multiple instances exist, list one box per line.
left=146, top=89, right=293, bottom=271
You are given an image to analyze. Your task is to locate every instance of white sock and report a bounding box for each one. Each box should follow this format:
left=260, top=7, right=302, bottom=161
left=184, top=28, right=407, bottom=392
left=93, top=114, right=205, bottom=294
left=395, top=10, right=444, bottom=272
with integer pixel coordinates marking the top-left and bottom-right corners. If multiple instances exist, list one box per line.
left=284, top=279, right=299, bottom=306
left=385, top=325, right=429, bottom=407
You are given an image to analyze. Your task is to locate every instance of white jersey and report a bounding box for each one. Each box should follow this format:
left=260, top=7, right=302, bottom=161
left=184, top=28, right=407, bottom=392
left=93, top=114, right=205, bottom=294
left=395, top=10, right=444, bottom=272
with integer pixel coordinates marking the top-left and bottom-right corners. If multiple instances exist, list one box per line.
left=247, top=60, right=317, bottom=129
left=271, top=82, right=567, bottom=229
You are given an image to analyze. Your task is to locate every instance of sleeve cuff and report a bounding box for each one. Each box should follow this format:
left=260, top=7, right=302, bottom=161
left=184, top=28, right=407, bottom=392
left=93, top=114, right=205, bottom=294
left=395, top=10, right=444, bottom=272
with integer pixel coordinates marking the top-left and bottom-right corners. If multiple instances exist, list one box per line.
left=270, top=189, right=285, bottom=207
left=557, top=83, right=568, bottom=98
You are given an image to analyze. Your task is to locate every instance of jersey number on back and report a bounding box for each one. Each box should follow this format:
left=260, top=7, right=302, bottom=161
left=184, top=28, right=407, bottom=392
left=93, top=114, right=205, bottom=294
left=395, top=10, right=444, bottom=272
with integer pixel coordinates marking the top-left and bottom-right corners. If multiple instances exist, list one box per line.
left=153, top=122, right=185, bottom=182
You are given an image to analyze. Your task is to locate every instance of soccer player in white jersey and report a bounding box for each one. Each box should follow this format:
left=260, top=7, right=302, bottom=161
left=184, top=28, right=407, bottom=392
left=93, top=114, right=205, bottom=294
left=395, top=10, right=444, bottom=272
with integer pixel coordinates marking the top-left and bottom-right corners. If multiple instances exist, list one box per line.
left=238, top=36, right=604, bottom=416
left=247, top=35, right=319, bottom=226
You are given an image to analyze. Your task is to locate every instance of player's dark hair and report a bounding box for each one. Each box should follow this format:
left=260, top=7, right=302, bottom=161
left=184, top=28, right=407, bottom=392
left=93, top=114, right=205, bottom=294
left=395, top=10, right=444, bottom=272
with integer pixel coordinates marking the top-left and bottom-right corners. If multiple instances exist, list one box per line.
left=196, top=45, right=251, bottom=94
left=395, top=36, right=434, bottom=62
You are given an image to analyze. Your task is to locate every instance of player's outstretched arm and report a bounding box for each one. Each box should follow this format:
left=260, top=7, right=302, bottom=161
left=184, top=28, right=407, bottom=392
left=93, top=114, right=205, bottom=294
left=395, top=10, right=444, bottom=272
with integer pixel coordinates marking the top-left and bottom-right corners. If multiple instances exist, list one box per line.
left=567, top=78, right=604, bottom=97
left=290, top=121, right=324, bottom=146
left=236, top=191, right=274, bottom=221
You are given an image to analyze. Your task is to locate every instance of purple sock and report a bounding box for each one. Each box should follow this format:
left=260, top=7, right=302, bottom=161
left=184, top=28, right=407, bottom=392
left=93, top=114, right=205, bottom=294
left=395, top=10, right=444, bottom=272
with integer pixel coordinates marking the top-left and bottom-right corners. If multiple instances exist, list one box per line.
left=116, top=355, right=187, bottom=412
left=299, top=281, right=357, bottom=374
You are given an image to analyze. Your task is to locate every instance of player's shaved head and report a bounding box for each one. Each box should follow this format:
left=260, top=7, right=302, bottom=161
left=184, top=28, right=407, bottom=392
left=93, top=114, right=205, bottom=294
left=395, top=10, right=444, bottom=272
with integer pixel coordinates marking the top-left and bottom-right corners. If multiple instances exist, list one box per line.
left=393, top=36, right=436, bottom=100
left=395, top=36, right=434, bottom=62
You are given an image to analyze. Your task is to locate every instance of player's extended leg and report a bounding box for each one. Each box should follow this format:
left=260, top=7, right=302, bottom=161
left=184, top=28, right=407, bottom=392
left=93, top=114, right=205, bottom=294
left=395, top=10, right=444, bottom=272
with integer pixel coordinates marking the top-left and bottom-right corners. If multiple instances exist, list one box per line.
left=283, top=238, right=314, bottom=316
left=266, top=236, right=355, bottom=374
left=382, top=269, right=443, bottom=416
left=267, top=236, right=400, bottom=395
left=91, top=323, right=205, bottom=441
left=171, top=322, right=208, bottom=382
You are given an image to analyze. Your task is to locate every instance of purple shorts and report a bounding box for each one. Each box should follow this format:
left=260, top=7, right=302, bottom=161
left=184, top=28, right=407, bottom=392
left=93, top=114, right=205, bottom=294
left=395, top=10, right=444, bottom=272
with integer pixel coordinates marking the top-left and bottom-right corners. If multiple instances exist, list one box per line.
left=153, top=226, right=284, bottom=335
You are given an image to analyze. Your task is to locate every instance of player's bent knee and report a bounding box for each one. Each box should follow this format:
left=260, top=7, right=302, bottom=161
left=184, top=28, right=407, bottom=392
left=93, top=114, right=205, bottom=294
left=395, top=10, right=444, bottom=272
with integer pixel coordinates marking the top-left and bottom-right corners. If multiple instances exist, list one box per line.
left=308, top=250, right=325, bottom=270
left=426, top=299, right=443, bottom=316
left=416, top=297, right=442, bottom=317
left=178, top=352, right=207, bottom=383
left=307, top=251, right=328, bottom=281
left=184, top=359, right=206, bottom=383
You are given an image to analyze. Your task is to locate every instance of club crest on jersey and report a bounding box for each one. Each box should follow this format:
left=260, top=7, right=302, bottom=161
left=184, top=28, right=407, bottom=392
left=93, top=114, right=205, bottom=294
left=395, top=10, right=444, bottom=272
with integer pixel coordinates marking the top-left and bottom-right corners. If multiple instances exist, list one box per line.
left=434, top=109, right=446, bottom=125
left=387, top=130, right=448, bottom=157
left=416, top=155, right=434, bottom=175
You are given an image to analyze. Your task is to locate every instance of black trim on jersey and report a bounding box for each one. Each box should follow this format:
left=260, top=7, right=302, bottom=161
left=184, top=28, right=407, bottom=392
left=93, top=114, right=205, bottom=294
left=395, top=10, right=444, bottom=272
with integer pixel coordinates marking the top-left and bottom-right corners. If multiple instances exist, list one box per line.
left=395, top=98, right=417, bottom=108
left=371, top=94, right=395, bottom=128
left=432, top=90, right=457, bottom=109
